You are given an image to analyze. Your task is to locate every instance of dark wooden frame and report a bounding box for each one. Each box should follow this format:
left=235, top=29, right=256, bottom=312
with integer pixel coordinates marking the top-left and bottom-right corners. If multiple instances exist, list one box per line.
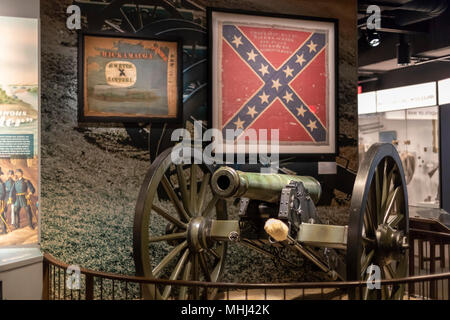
left=78, top=32, right=183, bottom=123
left=207, top=7, right=339, bottom=158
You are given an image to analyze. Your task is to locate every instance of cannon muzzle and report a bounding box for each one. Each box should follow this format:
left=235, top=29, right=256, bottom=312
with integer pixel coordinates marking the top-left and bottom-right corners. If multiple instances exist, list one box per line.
left=210, top=167, right=321, bottom=204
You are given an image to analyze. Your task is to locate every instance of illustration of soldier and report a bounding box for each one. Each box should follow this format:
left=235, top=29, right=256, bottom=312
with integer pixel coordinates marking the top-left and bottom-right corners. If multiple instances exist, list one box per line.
left=4, top=170, right=16, bottom=228
left=0, top=168, right=11, bottom=234
left=8, top=169, right=36, bottom=229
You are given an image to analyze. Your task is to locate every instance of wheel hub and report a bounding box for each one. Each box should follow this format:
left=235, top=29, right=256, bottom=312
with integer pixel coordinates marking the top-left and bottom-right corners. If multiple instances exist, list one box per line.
left=187, top=217, right=213, bottom=252
left=375, top=224, right=408, bottom=262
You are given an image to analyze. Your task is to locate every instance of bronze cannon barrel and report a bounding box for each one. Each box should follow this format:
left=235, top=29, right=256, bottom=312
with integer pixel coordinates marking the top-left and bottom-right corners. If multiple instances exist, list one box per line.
left=210, top=167, right=322, bottom=204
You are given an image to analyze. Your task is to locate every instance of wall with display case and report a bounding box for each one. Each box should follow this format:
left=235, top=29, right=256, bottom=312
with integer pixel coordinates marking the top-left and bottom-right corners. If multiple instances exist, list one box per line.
left=358, top=81, right=446, bottom=209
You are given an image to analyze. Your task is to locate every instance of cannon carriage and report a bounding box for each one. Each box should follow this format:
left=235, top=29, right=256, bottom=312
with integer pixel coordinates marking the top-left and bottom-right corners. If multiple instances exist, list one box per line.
left=133, top=142, right=409, bottom=300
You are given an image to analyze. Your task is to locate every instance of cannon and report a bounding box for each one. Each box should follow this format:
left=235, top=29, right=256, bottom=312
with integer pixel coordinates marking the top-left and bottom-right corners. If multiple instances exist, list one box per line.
left=133, top=143, right=409, bottom=300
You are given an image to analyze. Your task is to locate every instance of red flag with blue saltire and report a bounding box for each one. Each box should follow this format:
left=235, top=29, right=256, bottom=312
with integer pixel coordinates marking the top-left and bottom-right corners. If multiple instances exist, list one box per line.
left=220, top=24, right=330, bottom=146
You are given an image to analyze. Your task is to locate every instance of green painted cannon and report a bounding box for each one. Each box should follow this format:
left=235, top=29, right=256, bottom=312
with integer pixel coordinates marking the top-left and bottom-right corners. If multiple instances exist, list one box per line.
left=133, top=143, right=409, bottom=300
left=210, top=166, right=322, bottom=204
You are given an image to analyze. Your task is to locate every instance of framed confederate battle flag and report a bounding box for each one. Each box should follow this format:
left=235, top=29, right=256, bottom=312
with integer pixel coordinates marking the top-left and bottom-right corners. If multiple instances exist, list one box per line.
left=209, top=9, right=338, bottom=155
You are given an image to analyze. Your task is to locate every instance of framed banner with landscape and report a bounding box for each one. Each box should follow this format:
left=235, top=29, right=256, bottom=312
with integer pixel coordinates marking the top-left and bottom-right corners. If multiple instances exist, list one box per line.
left=79, top=33, right=182, bottom=122
left=209, top=8, right=338, bottom=155
left=0, top=15, right=39, bottom=246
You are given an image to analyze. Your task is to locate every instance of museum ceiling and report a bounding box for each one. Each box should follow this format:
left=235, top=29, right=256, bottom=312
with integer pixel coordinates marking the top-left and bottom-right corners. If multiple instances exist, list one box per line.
left=358, top=0, right=450, bottom=84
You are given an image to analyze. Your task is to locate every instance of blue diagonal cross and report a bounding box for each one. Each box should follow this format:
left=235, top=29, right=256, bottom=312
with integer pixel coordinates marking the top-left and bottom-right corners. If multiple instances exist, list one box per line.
left=221, top=25, right=327, bottom=142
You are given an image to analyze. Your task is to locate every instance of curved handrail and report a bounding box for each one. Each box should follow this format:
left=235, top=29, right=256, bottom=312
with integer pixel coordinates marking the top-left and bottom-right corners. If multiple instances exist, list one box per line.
left=43, top=252, right=450, bottom=290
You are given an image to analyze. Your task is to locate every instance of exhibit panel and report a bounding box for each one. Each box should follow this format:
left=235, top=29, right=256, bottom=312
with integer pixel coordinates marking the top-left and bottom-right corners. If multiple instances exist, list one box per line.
left=0, top=0, right=43, bottom=301
left=0, top=4, right=40, bottom=247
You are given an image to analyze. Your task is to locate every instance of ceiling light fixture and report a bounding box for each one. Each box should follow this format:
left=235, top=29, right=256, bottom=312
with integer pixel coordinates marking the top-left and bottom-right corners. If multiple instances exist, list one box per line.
left=366, top=29, right=381, bottom=47
left=397, top=34, right=411, bottom=66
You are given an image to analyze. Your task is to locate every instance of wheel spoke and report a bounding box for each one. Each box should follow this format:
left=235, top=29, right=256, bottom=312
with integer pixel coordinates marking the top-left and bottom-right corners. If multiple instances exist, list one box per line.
left=383, top=187, right=400, bottom=224
left=120, top=7, right=137, bottom=33
left=152, top=204, right=187, bottom=230
left=395, top=256, right=407, bottom=278
left=380, top=159, right=389, bottom=224
left=162, top=249, right=190, bottom=299
left=384, top=263, right=395, bottom=279
left=379, top=267, right=390, bottom=299
left=388, top=214, right=404, bottom=228
left=362, top=235, right=376, bottom=246
left=192, top=254, right=200, bottom=299
left=362, top=271, right=378, bottom=300
left=391, top=284, right=405, bottom=300
left=178, top=256, right=193, bottom=300
left=153, top=241, right=188, bottom=278
left=196, top=173, right=210, bottom=215
left=364, top=213, right=376, bottom=238
left=176, top=165, right=191, bottom=216
left=360, top=249, right=375, bottom=278
left=149, top=232, right=187, bottom=243
left=190, top=164, right=198, bottom=215
left=386, top=165, right=397, bottom=189
left=390, top=257, right=407, bottom=299
left=199, top=252, right=212, bottom=282
left=367, top=183, right=378, bottom=235
left=161, top=175, right=191, bottom=222
left=207, top=247, right=221, bottom=260
left=201, top=195, right=219, bottom=217
left=362, top=272, right=370, bottom=300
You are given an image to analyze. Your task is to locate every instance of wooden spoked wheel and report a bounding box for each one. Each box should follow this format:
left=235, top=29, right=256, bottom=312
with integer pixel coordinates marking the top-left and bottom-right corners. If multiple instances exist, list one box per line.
left=347, top=143, right=409, bottom=300
left=133, top=147, right=227, bottom=300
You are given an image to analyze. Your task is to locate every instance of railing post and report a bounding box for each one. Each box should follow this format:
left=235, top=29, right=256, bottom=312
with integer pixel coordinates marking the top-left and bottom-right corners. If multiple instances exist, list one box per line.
left=408, top=237, right=415, bottom=297
left=418, top=240, right=424, bottom=270
left=42, top=258, right=50, bottom=300
left=439, top=243, right=445, bottom=269
left=85, top=274, right=94, bottom=300
left=430, top=241, right=436, bottom=299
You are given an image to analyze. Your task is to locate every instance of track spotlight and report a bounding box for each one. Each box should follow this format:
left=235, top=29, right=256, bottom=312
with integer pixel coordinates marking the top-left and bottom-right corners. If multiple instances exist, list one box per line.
left=366, top=29, right=381, bottom=47
left=397, top=34, right=411, bottom=66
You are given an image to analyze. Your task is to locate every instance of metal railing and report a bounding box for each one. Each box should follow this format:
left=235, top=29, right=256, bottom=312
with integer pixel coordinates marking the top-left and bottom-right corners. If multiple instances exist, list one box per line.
left=408, top=217, right=450, bottom=299
left=42, top=217, right=450, bottom=300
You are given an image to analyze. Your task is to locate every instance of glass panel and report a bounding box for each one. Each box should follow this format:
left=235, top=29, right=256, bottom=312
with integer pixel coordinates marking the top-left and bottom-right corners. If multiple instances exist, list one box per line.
left=358, top=110, right=408, bottom=163
left=405, top=106, right=440, bottom=208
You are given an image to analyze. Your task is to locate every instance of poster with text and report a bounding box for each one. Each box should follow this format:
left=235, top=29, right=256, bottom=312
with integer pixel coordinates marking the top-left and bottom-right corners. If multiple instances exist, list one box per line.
left=0, top=16, right=39, bottom=246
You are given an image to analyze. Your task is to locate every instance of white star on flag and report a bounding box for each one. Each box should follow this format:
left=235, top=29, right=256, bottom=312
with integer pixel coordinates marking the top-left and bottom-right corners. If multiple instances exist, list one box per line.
left=246, top=49, right=258, bottom=62
left=232, top=35, right=243, bottom=48
left=307, top=120, right=317, bottom=132
left=233, top=117, right=245, bottom=129
left=307, top=41, right=317, bottom=53
left=282, top=91, right=293, bottom=103
left=271, top=78, right=282, bottom=91
left=295, top=53, right=306, bottom=66
left=283, top=65, right=294, bottom=78
left=247, top=106, right=258, bottom=118
left=259, top=91, right=270, bottom=104
left=296, top=106, right=306, bottom=117
left=258, top=64, right=269, bottom=76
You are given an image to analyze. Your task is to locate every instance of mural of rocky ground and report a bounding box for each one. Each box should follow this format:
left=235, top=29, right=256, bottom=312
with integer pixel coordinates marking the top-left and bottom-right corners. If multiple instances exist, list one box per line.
left=40, top=0, right=356, bottom=284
